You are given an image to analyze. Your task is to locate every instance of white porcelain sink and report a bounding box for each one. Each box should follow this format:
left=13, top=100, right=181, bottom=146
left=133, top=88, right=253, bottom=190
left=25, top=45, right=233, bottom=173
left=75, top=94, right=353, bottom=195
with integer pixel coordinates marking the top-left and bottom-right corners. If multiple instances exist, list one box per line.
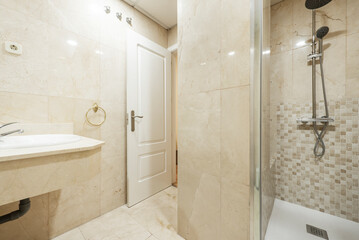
left=0, top=134, right=82, bottom=149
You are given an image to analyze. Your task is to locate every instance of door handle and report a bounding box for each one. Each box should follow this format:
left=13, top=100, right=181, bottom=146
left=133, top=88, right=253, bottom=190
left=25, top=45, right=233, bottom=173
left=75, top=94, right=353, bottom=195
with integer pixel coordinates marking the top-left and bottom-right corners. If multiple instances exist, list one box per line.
left=131, top=110, right=143, bottom=132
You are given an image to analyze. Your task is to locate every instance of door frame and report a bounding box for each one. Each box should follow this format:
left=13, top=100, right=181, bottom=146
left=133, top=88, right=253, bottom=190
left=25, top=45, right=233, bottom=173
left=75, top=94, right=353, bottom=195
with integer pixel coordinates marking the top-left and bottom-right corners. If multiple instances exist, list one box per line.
left=169, top=47, right=178, bottom=185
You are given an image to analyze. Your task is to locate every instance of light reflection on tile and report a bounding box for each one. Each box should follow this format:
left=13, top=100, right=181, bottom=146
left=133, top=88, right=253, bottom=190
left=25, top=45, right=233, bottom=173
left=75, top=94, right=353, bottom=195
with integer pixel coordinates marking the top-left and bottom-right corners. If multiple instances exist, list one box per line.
left=53, top=187, right=183, bottom=240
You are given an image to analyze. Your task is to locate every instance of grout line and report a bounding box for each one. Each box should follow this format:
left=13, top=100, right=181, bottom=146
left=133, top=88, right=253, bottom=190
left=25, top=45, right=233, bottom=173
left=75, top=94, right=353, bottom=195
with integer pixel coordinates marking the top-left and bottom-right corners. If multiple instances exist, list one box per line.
left=0, top=90, right=99, bottom=102
left=78, top=227, right=87, bottom=240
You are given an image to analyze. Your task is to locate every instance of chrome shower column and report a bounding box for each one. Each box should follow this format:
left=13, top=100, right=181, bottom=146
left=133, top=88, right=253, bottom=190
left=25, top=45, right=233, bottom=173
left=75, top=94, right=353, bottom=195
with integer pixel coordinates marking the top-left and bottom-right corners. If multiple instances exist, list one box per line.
left=311, top=10, right=316, bottom=119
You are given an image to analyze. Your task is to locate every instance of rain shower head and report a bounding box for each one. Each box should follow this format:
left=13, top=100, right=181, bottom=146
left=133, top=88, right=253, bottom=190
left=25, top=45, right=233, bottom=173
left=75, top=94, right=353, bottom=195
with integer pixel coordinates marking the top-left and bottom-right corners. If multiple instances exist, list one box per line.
left=316, top=26, right=329, bottom=39
left=305, top=0, right=332, bottom=9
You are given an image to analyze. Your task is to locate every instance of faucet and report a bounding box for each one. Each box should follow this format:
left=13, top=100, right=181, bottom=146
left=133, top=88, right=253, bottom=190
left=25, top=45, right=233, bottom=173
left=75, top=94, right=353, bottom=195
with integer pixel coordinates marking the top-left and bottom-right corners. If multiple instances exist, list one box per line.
left=0, top=122, right=24, bottom=137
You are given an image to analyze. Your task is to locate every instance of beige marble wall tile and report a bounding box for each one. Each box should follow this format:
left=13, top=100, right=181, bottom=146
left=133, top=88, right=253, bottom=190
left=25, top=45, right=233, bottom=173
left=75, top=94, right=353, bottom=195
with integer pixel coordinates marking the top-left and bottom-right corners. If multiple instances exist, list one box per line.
left=0, top=92, right=49, bottom=123
left=347, top=0, right=359, bottom=35
left=271, top=0, right=348, bottom=104
left=100, top=0, right=129, bottom=52
left=178, top=88, right=221, bottom=237
left=271, top=0, right=293, bottom=54
left=49, top=175, right=101, bottom=238
left=178, top=167, right=220, bottom=240
left=178, top=0, right=252, bottom=239
left=178, top=0, right=221, bottom=66
left=316, top=35, right=346, bottom=100
left=0, top=0, right=48, bottom=22
left=0, top=122, right=73, bottom=138
left=178, top=61, right=221, bottom=96
left=221, top=180, right=250, bottom=240
left=99, top=42, right=127, bottom=211
left=220, top=0, right=250, bottom=88
left=177, top=91, right=221, bottom=177
left=292, top=45, right=312, bottom=103
left=99, top=103, right=126, bottom=213
left=47, top=25, right=101, bottom=99
left=220, top=86, right=250, bottom=186
left=48, top=97, right=101, bottom=139
left=188, top=173, right=220, bottom=240
left=177, top=165, right=200, bottom=237
left=0, top=149, right=101, bottom=206
left=292, top=0, right=346, bottom=50
left=0, top=6, right=49, bottom=96
left=269, top=51, right=293, bottom=105
left=178, top=1, right=221, bottom=97
left=100, top=154, right=126, bottom=214
left=177, top=0, right=221, bottom=96
left=100, top=104, right=126, bottom=159
left=99, top=45, right=126, bottom=105
left=291, top=0, right=311, bottom=50
left=346, top=32, right=359, bottom=98
left=291, top=1, right=311, bottom=50
left=47, top=0, right=101, bottom=42
left=168, top=25, right=178, bottom=47
left=15, top=123, right=74, bottom=135
left=0, top=194, right=49, bottom=240
left=315, top=0, right=346, bottom=36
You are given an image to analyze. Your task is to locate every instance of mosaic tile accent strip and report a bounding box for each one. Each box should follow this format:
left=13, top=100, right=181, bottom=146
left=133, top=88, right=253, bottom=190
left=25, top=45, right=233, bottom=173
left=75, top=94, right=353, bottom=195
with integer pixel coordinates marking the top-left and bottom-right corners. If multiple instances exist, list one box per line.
left=275, top=98, right=359, bottom=222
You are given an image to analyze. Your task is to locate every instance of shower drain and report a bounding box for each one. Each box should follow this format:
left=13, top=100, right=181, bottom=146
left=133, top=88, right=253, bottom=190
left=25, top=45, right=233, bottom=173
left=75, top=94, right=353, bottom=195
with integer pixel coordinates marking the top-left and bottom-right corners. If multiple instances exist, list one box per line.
left=306, top=224, right=329, bottom=239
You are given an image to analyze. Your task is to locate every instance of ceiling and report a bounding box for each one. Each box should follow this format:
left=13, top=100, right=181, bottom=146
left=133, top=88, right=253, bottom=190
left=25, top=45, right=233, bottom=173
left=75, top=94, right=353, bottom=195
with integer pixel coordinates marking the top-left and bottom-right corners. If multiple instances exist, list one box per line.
left=124, top=0, right=281, bottom=29
left=123, top=0, right=177, bottom=29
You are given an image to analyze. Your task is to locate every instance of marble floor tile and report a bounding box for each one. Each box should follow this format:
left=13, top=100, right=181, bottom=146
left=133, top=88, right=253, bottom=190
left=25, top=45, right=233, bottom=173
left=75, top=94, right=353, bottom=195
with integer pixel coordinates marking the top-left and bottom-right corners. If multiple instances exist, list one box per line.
left=79, top=207, right=150, bottom=240
left=146, top=236, right=159, bottom=240
left=121, top=187, right=183, bottom=240
left=52, top=187, right=183, bottom=240
left=52, top=228, right=85, bottom=240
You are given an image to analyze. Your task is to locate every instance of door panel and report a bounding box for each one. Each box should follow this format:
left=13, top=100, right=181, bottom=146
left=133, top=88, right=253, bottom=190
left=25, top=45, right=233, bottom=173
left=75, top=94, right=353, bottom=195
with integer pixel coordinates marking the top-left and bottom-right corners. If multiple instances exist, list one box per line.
left=138, top=151, right=166, bottom=181
left=138, top=47, right=165, bottom=144
left=127, top=30, right=171, bottom=207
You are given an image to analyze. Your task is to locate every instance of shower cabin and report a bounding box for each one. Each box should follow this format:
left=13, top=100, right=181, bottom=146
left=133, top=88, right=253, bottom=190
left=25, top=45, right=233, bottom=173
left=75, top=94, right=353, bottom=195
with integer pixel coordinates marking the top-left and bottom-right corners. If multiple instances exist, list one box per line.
left=253, top=0, right=359, bottom=239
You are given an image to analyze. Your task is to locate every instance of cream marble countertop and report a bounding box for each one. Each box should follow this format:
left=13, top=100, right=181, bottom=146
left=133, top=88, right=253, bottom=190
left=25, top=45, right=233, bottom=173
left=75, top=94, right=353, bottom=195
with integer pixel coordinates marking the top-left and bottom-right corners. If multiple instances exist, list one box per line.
left=0, top=136, right=104, bottom=163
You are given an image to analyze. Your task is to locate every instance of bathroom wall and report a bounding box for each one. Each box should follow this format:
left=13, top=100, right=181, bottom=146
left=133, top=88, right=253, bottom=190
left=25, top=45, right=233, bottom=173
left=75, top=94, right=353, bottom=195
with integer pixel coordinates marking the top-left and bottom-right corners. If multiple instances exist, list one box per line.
left=270, top=0, right=359, bottom=222
left=177, top=0, right=251, bottom=239
left=168, top=25, right=178, bottom=47
left=0, top=0, right=167, bottom=238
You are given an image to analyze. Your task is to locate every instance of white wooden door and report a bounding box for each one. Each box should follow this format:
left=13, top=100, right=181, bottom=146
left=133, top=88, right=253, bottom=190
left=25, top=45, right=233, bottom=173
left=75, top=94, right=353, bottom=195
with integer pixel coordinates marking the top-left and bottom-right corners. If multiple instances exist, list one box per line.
left=126, top=30, right=171, bottom=207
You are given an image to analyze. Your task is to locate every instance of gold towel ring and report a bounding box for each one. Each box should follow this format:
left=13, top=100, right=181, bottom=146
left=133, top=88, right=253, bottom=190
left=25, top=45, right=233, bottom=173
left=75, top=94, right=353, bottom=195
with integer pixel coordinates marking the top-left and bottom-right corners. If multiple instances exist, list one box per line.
left=86, top=103, right=106, bottom=126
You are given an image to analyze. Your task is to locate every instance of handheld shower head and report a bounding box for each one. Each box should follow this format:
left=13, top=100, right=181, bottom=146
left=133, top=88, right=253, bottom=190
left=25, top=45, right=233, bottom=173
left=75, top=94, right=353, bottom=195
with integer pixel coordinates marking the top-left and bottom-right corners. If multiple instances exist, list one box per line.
left=305, top=0, right=332, bottom=9
left=316, top=26, right=329, bottom=39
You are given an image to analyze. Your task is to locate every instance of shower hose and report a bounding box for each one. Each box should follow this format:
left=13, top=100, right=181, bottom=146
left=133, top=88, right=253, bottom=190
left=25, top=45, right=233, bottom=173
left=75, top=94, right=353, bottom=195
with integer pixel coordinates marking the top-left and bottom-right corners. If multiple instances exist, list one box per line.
left=313, top=53, right=329, bottom=158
